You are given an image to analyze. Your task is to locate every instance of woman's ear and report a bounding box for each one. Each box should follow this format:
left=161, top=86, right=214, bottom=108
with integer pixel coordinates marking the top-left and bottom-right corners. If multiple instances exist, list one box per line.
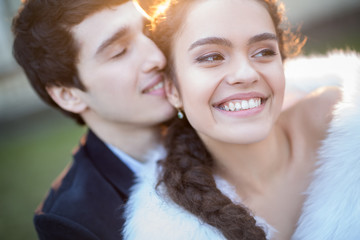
left=165, top=80, right=183, bottom=109
left=46, top=86, right=88, bottom=113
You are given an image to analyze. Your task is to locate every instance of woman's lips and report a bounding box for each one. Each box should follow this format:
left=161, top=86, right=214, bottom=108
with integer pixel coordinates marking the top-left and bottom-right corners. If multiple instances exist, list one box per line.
left=212, top=92, right=268, bottom=116
left=217, top=98, right=262, bottom=111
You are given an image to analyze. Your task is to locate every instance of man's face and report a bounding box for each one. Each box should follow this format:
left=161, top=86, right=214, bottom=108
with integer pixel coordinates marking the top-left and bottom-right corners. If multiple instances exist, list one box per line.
left=71, top=1, right=175, bottom=128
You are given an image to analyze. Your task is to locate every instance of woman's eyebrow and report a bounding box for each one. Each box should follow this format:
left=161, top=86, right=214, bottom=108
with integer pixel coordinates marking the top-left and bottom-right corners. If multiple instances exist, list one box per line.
left=188, top=37, right=232, bottom=51
left=188, top=32, right=277, bottom=52
left=247, top=32, right=277, bottom=45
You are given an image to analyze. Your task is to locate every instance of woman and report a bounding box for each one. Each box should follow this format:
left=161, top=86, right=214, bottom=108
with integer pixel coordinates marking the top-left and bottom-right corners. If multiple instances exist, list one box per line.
left=123, top=0, right=360, bottom=239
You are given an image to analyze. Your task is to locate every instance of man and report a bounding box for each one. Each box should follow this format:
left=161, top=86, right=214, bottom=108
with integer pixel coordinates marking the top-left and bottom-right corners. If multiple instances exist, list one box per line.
left=12, top=0, right=174, bottom=239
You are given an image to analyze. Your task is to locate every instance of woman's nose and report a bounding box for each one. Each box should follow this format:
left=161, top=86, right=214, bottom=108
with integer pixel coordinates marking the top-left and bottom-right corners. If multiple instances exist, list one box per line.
left=225, top=59, right=259, bottom=86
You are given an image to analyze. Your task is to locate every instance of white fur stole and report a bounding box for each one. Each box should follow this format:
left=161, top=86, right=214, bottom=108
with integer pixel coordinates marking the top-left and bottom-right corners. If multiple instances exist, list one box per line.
left=291, top=52, right=360, bottom=239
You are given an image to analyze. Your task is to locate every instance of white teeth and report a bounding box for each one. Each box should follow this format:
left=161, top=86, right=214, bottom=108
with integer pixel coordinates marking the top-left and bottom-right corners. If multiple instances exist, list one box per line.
left=146, top=82, right=163, bottom=92
left=229, top=102, right=235, bottom=111
left=154, top=82, right=163, bottom=90
left=241, top=100, right=249, bottom=110
left=219, top=98, right=262, bottom=112
left=249, top=99, right=255, bottom=108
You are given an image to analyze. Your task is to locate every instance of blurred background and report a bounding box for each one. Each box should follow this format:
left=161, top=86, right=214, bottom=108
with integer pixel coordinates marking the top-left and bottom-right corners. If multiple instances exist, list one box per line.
left=0, top=0, right=360, bottom=239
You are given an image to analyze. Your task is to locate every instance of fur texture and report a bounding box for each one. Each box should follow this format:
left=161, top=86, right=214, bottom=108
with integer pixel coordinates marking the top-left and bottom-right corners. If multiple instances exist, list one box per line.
left=292, top=51, right=360, bottom=240
left=123, top=51, right=360, bottom=240
left=122, top=160, right=226, bottom=240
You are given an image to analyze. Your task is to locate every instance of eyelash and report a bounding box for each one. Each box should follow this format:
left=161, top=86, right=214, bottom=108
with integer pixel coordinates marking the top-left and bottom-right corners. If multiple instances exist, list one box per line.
left=252, top=48, right=277, bottom=58
left=112, top=49, right=127, bottom=59
left=194, top=47, right=277, bottom=65
left=195, top=53, right=225, bottom=63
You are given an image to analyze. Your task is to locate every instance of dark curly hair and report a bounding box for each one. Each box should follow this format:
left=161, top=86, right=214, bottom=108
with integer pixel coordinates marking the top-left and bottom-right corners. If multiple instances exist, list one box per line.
left=150, top=0, right=306, bottom=239
left=12, top=0, right=127, bottom=124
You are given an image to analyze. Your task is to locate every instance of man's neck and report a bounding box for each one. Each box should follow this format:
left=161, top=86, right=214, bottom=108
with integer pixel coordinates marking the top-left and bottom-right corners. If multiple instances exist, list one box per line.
left=89, top=121, right=164, bottom=163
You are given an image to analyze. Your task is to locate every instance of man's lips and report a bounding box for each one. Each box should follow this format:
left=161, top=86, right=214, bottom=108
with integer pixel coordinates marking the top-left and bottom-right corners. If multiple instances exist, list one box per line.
left=142, top=73, right=165, bottom=94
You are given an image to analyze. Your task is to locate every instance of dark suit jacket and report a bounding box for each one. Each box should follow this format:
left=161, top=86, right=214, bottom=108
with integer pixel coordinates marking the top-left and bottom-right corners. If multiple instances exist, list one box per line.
left=34, top=130, right=135, bottom=240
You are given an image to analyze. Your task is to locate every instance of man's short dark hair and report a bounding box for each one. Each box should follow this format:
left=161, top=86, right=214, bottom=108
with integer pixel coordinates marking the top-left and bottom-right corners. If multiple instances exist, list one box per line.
left=12, top=0, right=127, bottom=124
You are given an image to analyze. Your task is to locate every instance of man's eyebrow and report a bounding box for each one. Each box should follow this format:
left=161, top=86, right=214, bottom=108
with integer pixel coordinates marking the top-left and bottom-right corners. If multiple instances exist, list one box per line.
left=247, top=32, right=277, bottom=45
left=188, top=37, right=232, bottom=51
left=96, top=27, right=129, bottom=56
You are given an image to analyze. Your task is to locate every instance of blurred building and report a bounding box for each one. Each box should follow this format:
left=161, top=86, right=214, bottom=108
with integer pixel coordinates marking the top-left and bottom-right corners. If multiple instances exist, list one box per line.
left=0, top=0, right=360, bottom=123
left=283, top=0, right=360, bottom=53
left=283, top=0, right=360, bottom=24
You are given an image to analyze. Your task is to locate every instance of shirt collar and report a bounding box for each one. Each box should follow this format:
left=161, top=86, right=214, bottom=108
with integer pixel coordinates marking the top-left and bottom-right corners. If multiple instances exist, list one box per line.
left=105, top=143, right=166, bottom=175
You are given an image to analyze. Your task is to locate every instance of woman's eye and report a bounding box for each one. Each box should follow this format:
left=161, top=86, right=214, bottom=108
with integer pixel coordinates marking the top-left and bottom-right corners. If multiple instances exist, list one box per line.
left=196, top=53, right=224, bottom=63
left=252, top=49, right=277, bottom=58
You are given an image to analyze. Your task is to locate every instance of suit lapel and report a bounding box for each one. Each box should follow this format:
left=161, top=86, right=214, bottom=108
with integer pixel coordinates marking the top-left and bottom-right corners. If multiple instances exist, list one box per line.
left=84, top=130, right=135, bottom=200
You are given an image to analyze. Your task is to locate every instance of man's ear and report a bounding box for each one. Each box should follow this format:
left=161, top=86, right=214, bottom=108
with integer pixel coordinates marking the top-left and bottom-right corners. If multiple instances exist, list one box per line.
left=165, top=80, right=183, bottom=109
left=46, top=86, right=87, bottom=113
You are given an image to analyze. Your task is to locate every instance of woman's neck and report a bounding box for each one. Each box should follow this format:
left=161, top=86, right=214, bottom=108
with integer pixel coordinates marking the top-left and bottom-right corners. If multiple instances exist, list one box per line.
left=208, top=124, right=291, bottom=197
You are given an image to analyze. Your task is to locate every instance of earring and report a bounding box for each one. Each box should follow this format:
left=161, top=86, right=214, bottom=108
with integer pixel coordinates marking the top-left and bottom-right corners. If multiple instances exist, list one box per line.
left=177, top=109, right=184, bottom=119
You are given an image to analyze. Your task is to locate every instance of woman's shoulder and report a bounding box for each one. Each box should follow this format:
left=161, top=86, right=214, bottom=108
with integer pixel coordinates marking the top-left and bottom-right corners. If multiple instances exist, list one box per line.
left=282, top=50, right=360, bottom=141
left=295, top=86, right=341, bottom=137
left=280, top=85, right=341, bottom=153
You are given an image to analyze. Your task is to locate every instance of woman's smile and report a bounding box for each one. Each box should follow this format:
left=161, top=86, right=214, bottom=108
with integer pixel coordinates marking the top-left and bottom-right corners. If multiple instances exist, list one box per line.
left=212, top=91, right=269, bottom=118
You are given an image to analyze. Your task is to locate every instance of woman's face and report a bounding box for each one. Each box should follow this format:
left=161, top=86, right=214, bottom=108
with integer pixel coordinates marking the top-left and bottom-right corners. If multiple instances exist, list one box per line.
left=169, top=0, right=285, bottom=145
